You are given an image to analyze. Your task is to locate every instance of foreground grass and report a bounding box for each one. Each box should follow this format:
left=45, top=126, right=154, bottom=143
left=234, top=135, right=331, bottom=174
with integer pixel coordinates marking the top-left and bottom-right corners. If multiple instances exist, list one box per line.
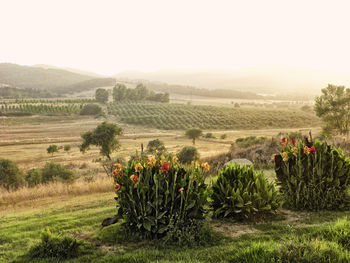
left=1, top=191, right=350, bottom=263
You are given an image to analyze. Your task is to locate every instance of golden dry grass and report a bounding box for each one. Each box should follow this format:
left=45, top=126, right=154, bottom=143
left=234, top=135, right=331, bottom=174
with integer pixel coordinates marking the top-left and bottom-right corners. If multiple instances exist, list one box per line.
left=0, top=176, right=114, bottom=208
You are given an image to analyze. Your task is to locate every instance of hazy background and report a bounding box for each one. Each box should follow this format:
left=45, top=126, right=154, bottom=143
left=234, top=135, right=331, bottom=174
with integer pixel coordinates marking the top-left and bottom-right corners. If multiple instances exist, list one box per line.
left=1, top=0, right=350, bottom=94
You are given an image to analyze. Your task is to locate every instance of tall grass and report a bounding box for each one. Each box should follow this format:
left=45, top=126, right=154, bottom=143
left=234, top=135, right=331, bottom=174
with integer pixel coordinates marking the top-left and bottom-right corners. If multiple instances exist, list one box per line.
left=0, top=176, right=113, bottom=207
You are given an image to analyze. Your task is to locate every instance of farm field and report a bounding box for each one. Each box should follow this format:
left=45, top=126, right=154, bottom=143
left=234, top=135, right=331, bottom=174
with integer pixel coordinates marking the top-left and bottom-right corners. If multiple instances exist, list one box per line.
left=108, top=101, right=319, bottom=130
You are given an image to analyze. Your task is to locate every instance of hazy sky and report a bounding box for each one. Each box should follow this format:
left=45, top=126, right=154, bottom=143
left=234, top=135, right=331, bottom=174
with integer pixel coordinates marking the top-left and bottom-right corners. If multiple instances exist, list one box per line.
left=1, top=0, right=350, bottom=75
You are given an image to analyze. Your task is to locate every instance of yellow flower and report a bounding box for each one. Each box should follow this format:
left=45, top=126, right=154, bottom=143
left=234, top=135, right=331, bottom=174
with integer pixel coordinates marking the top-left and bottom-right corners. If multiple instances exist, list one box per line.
left=201, top=162, right=210, bottom=172
left=343, top=137, right=347, bottom=143
left=135, top=163, right=143, bottom=172
left=304, top=146, right=310, bottom=155
left=271, top=153, right=276, bottom=161
left=178, top=187, right=184, bottom=193
left=282, top=152, right=288, bottom=162
left=194, top=160, right=200, bottom=169
left=172, top=156, right=178, bottom=164
left=292, top=147, right=298, bottom=156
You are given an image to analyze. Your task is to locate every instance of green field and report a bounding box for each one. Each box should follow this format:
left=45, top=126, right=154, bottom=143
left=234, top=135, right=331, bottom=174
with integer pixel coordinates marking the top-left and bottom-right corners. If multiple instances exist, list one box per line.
left=108, top=101, right=319, bottom=130
left=2, top=191, right=350, bottom=263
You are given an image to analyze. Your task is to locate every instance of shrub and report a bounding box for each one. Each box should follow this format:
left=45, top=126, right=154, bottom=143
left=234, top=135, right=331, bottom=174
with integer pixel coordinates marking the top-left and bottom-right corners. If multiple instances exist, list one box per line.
left=80, top=103, right=103, bottom=115
left=203, top=132, right=215, bottom=139
left=0, top=159, right=25, bottom=190
left=211, top=163, right=281, bottom=220
left=177, top=146, right=200, bottom=164
left=113, top=155, right=208, bottom=241
left=28, top=228, right=92, bottom=259
left=235, top=136, right=267, bottom=148
left=41, top=162, right=75, bottom=183
left=146, top=139, right=166, bottom=153
left=220, top=134, right=227, bottom=139
left=64, top=145, right=71, bottom=153
left=25, top=168, right=42, bottom=187
left=275, top=139, right=350, bottom=210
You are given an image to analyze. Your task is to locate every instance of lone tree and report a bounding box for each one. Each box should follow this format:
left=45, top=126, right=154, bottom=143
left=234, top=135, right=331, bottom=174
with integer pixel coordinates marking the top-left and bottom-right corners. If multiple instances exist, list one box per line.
left=47, top=145, right=59, bottom=156
left=185, top=128, right=202, bottom=145
left=63, top=145, right=71, bottom=153
left=146, top=139, right=166, bottom=153
left=314, top=84, right=350, bottom=136
left=95, top=88, right=109, bottom=104
left=80, top=122, right=123, bottom=160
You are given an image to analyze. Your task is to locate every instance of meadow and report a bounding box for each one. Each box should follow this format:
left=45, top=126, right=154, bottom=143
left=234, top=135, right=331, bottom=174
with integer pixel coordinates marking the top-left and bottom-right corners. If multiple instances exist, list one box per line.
left=2, top=98, right=345, bottom=263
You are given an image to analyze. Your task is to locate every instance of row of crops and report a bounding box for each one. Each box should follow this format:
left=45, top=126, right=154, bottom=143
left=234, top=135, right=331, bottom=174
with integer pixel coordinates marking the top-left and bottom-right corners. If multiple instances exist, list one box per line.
left=0, top=98, right=95, bottom=105
left=0, top=103, right=81, bottom=115
left=108, top=101, right=320, bottom=130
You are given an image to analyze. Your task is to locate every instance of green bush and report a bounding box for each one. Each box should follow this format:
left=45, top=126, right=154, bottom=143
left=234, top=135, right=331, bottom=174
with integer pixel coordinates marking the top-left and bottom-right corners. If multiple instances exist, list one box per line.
left=275, top=139, right=350, bottom=210
left=41, top=162, right=75, bottom=183
left=235, top=136, right=267, bottom=148
left=25, top=168, right=42, bottom=187
left=46, top=144, right=59, bottom=156
left=113, top=155, right=208, bottom=242
left=203, top=132, right=215, bottom=139
left=80, top=103, right=103, bottom=115
left=28, top=228, right=92, bottom=259
left=0, top=158, right=25, bottom=190
left=146, top=139, right=166, bottom=153
left=177, top=146, right=200, bottom=164
left=211, top=163, right=281, bottom=220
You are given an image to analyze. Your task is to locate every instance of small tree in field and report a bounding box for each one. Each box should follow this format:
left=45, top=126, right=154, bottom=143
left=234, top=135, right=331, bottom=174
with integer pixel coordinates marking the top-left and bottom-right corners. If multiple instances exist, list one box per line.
left=177, top=146, right=200, bottom=164
left=95, top=88, right=109, bottom=104
left=47, top=145, right=59, bottom=156
left=185, top=128, right=202, bottom=145
left=0, top=158, right=25, bottom=190
left=63, top=145, right=71, bottom=154
left=146, top=139, right=166, bottom=153
left=80, top=122, right=123, bottom=160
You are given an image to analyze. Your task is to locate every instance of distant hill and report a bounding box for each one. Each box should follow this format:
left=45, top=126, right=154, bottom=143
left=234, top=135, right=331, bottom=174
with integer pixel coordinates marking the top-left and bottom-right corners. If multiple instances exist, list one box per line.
left=0, top=63, right=92, bottom=90
left=59, top=78, right=116, bottom=94
left=33, top=64, right=105, bottom=78
left=116, top=67, right=350, bottom=96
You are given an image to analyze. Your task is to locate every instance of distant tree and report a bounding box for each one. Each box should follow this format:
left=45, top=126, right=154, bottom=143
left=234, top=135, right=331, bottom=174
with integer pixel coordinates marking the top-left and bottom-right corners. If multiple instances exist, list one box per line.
left=80, top=104, right=103, bottom=115
left=185, top=128, right=202, bottom=145
left=113, top=84, right=127, bottom=101
left=146, top=139, right=166, bottom=153
left=0, top=159, right=25, bottom=190
left=314, top=84, right=350, bottom=136
left=80, top=122, right=123, bottom=160
left=220, top=134, right=227, bottom=139
left=95, top=88, right=109, bottom=104
left=63, top=145, right=71, bottom=153
left=177, top=146, right=200, bottom=164
left=135, top=83, right=149, bottom=100
left=47, top=145, right=59, bottom=156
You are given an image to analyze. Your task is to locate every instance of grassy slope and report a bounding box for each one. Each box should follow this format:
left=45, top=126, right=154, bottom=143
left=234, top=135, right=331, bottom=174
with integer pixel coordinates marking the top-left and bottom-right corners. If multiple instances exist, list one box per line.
left=2, top=189, right=350, bottom=263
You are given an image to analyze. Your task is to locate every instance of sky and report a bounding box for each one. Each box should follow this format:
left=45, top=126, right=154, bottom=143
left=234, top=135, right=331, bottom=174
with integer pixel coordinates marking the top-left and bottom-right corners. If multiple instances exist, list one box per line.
left=0, top=0, right=350, bottom=75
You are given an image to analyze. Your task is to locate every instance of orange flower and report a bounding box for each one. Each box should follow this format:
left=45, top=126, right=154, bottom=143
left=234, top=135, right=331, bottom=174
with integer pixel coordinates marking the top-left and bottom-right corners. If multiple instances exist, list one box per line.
left=292, top=147, right=298, bottom=156
left=282, top=152, right=288, bottom=162
left=304, top=146, right=310, bottom=155
left=178, top=187, right=184, bottom=193
left=172, top=156, right=178, bottom=164
left=271, top=153, right=277, bottom=161
left=135, top=163, right=143, bottom=172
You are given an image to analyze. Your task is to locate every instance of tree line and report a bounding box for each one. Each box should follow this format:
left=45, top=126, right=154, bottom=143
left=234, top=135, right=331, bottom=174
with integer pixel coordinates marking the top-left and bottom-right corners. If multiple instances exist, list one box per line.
left=95, top=84, right=169, bottom=104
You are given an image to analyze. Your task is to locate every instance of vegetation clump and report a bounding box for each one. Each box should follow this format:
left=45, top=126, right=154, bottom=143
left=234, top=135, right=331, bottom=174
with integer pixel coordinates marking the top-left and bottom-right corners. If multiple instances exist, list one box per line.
left=177, top=146, right=200, bottom=164
left=41, top=162, right=76, bottom=183
left=80, top=103, right=103, bottom=116
left=112, top=155, right=209, bottom=245
left=275, top=138, right=350, bottom=210
left=236, top=136, right=267, bottom=148
left=25, top=168, right=42, bottom=187
left=211, top=163, right=281, bottom=220
left=27, top=228, right=92, bottom=260
left=146, top=139, right=166, bottom=154
left=0, top=158, right=25, bottom=190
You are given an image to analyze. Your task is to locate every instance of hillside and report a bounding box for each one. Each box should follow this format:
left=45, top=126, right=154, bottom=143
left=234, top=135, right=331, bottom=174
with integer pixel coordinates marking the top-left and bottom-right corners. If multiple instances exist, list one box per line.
left=0, top=63, right=92, bottom=90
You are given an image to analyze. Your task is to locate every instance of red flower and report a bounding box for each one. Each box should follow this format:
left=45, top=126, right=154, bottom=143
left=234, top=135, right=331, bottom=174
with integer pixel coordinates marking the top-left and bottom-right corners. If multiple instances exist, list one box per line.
left=161, top=161, right=170, bottom=172
left=115, top=183, right=120, bottom=191
left=292, top=139, right=296, bottom=145
left=281, top=137, right=286, bottom=144
left=178, top=187, right=184, bottom=193
left=309, top=146, right=316, bottom=155
left=130, top=174, right=139, bottom=184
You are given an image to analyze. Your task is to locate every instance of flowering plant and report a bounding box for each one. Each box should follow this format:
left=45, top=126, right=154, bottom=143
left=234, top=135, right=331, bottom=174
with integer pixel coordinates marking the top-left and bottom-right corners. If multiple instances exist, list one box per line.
left=274, top=139, right=350, bottom=210
left=111, top=154, right=209, bottom=237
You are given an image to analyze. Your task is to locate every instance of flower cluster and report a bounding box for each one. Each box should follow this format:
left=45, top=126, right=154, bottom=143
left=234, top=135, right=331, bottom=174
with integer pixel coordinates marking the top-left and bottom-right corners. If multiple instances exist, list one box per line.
left=274, top=138, right=317, bottom=163
left=201, top=162, right=210, bottom=172
left=112, top=161, right=123, bottom=180
left=280, top=137, right=296, bottom=147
